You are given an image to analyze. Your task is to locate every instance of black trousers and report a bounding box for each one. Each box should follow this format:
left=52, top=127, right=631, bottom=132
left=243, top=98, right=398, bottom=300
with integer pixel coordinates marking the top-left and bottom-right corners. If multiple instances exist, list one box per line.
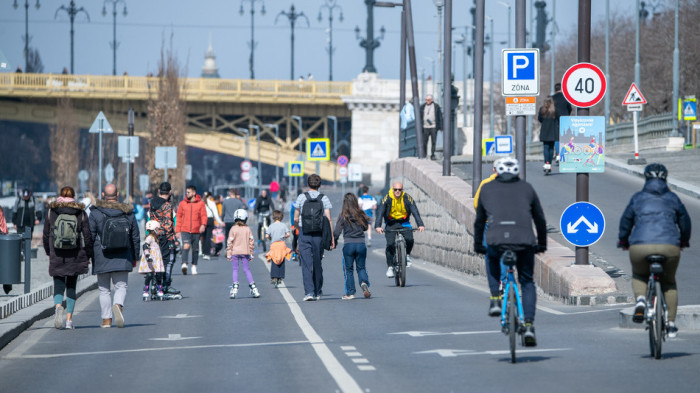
left=423, top=127, right=437, bottom=157
left=159, top=237, right=174, bottom=287
left=384, top=222, right=414, bottom=267
left=203, top=218, right=215, bottom=255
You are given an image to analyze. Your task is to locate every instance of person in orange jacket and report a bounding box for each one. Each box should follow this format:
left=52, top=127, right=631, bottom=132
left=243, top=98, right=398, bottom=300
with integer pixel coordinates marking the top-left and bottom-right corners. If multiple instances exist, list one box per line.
left=176, top=185, right=207, bottom=276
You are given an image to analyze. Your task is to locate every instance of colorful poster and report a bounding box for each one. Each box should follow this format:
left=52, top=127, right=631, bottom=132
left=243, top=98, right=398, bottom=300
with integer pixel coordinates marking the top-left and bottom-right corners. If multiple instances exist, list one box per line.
left=559, top=116, right=606, bottom=173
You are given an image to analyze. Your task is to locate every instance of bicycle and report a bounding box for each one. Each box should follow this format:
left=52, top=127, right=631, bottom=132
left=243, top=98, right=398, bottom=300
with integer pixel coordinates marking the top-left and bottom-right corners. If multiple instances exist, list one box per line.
left=499, top=249, right=526, bottom=363
left=386, top=227, right=418, bottom=287
left=644, top=254, right=669, bottom=360
left=257, top=211, right=271, bottom=252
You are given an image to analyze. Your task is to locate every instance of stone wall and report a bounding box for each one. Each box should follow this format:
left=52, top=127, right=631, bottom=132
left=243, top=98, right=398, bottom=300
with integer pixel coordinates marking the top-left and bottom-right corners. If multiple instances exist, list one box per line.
left=390, top=157, right=617, bottom=302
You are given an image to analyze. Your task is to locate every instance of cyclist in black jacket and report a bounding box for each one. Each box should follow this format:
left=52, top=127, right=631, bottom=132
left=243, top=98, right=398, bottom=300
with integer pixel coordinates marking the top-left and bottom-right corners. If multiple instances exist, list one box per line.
left=375, top=182, right=425, bottom=279
left=473, top=157, right=547, bottom=347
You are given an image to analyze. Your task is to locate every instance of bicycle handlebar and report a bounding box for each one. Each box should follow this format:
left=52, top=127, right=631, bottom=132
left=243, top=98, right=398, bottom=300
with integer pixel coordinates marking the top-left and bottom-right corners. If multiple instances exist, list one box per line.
left=384, top=228, right=420, bottom=232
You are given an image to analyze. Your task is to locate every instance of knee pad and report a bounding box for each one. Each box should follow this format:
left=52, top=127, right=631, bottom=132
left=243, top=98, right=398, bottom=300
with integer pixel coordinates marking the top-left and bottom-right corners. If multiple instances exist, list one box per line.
left=183, top=244, right=190, bottom=250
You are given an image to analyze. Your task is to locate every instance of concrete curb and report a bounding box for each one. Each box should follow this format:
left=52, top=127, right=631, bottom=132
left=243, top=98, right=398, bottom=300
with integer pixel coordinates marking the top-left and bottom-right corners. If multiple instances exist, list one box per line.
left=0, top=276, right=97, bottom=351
left=618, top=305, right=700, bottom=330
left=605, top=157, right=700, bottom=200
left=390, top=157, right=617, bottom=303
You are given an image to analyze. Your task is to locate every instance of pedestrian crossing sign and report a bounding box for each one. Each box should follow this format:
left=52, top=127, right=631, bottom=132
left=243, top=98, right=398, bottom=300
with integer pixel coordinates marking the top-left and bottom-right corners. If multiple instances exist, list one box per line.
left=679, top=97, right=697, bottom=121
left=306, top=138, right=330, bottom=161
left=289, top=161, right=304, bottom=177
left=482, top=138, right=495, bottom=156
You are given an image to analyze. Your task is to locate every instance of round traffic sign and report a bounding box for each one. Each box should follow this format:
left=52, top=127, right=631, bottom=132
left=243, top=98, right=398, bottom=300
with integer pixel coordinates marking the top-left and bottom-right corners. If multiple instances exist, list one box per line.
left=241, top=171, right=251, bottom=182
left=241, top=160, right=252, bottom=171
left=78, top=170, right=89, bottom=181
left=249, top=167, right=259, bottom=177
left=337, top=155, right=349, bottom=166
left=338, top=166, right=348, bottom=177
left=561, top=63, right=607, bottom=108
left=560, top=202, right=606, bottom=247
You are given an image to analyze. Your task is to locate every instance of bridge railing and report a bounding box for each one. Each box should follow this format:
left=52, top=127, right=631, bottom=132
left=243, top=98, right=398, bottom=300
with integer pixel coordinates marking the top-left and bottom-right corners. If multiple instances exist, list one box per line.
left=0, top=73, right=352, bottom=104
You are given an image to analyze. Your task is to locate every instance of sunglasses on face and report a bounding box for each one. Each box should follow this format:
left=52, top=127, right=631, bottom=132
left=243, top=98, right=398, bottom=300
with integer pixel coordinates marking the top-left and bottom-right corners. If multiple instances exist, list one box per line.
left=393, top=188, right=403, bottom=192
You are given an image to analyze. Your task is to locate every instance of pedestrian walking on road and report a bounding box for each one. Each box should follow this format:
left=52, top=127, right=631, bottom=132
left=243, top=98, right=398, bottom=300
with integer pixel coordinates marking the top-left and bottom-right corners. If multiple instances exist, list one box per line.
left=89, top=184, right=140, bottom=328
left=226, top=209, right=260, bottom=299
left=294, top=174, right=334, bottom=301
left=202, top=191, right=223, bottom=259
left=420, top=94, right=443, bottom=160
left=139, top=220, right=165, bottom=300
left=618, top=163, right=692, bottom=338
left=176, top=185, right=207, bottom=276
left=335, top=193, right=371, bottom=300
left=43, top=186, right=93, bottom=329
left=149, top=182, right=181, bottom=298
left=537, top=96, right=559, bottom=175
left=222, top=188, right=246, bottom=244
left=265, top=210, right=291, bottom=287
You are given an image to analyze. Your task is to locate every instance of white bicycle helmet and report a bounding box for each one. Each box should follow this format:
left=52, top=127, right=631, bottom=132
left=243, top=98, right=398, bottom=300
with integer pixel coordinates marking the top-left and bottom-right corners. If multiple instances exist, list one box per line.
left=233, top=209, right=248, bottom=223
left=494, top=156, right=520, bottom=176
left=145, top=220, right=161, bottom=231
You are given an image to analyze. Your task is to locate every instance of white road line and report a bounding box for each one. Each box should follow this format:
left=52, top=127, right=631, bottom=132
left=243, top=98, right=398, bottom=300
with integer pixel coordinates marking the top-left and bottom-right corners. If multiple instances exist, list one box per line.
left=261, top=255, right=363, bottom=393
left=390, top=330, right=501, bottom=337
left=149, top=334, right=201, bottom=341
left=345, top=351, right=362, bottom=357
left=357, top=365, right=376, bottom=371
left=340, top=346, right=356, bottom=351
left=414, top=348, right=572, bottom=358
left=4, top=340, right=310, bottom=359
left=351, top=358, right=369, bottom=364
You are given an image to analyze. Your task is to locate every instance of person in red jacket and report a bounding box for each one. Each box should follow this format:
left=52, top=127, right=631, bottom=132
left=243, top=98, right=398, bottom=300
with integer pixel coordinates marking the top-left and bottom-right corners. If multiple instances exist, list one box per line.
left=176, top=185, right=207, bottom=276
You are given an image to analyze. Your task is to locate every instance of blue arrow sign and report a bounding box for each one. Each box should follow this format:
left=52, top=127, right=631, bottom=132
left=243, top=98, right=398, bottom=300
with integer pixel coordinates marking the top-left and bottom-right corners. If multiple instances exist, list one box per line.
left=247, top=198, right=256, bottom=210
left=560, top=202, right=605, bottom=247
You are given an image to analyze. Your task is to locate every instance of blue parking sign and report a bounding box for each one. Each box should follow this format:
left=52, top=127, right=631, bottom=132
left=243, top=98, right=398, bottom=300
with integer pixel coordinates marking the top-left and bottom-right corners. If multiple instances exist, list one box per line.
left=560, top=202, right=605, bottom=247
left=501, top=48, right=540, bottom=96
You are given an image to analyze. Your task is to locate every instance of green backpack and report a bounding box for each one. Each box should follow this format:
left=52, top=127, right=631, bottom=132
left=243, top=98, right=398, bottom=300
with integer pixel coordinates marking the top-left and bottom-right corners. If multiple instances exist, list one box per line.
left=53, top=212, right=81, bottom=250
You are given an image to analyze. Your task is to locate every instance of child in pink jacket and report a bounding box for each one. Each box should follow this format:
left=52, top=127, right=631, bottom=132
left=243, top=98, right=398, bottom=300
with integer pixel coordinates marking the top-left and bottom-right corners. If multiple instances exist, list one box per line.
left=226, top=209, right=259, bottom=299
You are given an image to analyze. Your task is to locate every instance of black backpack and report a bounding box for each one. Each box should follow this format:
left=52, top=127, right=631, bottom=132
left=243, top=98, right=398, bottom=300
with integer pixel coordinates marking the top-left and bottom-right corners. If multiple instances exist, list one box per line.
left=301, top=192, right=325, bottom=234
left=100, top=210, right=131, bottom=252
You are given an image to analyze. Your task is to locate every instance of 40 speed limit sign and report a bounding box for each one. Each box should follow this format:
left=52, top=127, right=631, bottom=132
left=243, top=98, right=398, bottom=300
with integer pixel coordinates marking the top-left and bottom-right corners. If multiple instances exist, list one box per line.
left=561, top=63, right=607, bottom=108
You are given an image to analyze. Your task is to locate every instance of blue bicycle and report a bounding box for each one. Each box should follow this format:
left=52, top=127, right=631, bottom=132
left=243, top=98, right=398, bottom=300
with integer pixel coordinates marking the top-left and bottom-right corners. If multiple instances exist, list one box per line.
left=499, top=249, right=526, bottom=363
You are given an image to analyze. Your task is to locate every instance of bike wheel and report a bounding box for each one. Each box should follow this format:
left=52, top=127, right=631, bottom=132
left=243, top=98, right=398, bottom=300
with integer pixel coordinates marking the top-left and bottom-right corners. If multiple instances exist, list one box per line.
left=398, top=241, right=407, bottom=287
left=508, top=290, right=517, bottom=363
left=653, top=282, right=664, bottom=359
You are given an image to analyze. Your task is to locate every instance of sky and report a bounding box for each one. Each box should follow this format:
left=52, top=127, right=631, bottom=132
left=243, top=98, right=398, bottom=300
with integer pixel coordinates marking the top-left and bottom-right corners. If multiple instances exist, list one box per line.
left=0, top=0, right=634, bottom=82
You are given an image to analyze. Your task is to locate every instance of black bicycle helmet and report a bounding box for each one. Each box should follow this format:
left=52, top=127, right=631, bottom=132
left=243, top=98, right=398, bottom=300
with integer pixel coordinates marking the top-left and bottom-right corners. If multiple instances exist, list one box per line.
left=644, top=163, right=668, bottom=181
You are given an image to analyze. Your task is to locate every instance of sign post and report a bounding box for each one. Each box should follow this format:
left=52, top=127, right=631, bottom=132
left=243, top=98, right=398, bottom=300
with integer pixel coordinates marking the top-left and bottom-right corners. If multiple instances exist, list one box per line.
left=680, top=96, right=697, bottom=146
left=155, top=146, right=177, bottom=182
left=118, top=136, right=139, bottom=203
left=622, top=83, right=648, bottom=164
left=89, top=111, right=113, bottom=194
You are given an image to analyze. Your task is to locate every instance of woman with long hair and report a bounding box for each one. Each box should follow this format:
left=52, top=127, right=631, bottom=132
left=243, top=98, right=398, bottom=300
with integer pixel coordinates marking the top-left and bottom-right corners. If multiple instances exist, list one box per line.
left=537, top=96, right=559, bottom=175
left=334, top=193, right=371, bottom=299
left=43, top=186, right=93, bottom=329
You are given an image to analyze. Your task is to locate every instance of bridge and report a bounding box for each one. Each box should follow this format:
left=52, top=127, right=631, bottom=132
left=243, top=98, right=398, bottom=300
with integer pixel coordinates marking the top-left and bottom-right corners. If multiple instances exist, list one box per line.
left=0, top=73, right=355, bottom=181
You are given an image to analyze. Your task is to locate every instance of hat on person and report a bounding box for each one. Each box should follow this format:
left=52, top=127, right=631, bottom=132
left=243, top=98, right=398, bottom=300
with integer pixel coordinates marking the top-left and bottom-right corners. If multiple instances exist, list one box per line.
left=159, top=182, right=171, bottom=193
left=22, top=189, right=31, bottom=198
left=145, top=220, right=161, bottom=231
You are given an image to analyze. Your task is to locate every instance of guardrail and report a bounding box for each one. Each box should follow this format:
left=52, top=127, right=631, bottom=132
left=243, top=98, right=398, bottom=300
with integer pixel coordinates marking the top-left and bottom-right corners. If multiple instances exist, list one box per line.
left=0, top=73, right=352, bottom=105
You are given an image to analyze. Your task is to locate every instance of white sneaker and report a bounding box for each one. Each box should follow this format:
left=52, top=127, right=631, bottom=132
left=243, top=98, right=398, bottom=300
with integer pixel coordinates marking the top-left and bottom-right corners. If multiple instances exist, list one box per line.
left=668, top=322, right=678, bottom=338
left=54, top=305, right=65, bottom=329
left=406, top=255, right=412, bottom=267
left=202, top=255, right=211, bottom=260
left=386, top=267, right=395, bottom=278
left=191, top=265, right=198, bottom=275
left=230, top=284, right=238, bottom=299
left=181, top=263, right=188, bottom=275
left=543, top=163, right=551, bottom=170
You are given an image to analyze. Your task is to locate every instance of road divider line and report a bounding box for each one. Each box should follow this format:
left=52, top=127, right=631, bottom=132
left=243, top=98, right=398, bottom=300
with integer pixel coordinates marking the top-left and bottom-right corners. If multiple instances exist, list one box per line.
left=261, top=255, right=364, bottom=393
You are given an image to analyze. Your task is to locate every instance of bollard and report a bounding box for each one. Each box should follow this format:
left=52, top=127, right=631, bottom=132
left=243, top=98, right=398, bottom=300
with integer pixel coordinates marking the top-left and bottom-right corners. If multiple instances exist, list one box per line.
left=0, top=233, right=22, bottom=287
left=23, top=227, right=31, bottom=294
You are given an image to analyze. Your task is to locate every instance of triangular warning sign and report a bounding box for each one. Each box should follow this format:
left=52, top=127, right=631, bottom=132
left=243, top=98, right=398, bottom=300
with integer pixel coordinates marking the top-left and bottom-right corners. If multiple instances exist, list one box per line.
left=89, top=111, right=114, bottom=133
left=622, top=83, right=647, bottom=105
left=311, top=143, right=326, bottom=158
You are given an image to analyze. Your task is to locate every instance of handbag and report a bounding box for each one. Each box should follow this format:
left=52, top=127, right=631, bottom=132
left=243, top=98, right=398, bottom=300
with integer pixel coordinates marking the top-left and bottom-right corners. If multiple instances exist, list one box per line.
left=212, top=227, right=225, bottom=244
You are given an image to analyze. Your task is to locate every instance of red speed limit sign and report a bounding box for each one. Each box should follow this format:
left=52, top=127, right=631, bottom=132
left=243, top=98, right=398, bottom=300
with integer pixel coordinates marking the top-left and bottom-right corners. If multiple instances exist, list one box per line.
left=561, top=63, right=607, bottom=108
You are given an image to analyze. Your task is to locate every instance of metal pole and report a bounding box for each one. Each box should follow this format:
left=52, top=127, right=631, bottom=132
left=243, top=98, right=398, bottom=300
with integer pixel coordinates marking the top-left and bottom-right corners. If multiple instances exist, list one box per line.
left=112, top=3, right=117, bottom=75
left=435, top=1, right=444, bottom=105
left=514, top=0, right=526, bottom=181
left=291, top=15, right=295, bottom=80
left=462, top=28, right=468, bottom=129
left=604, top=0, right=609, bottom=126
left=98, top=119, right=103, bottom=193
left=24, top=1, right=29, bottom=71
left=442, top=0, right=452, bottom=176
left=70, top=11, right=75, bottom=73
left=329, top=13, right=334, bottom=81
left=633, top=111, right=640, bottom=158
left=23, top=226, right=31, bottom=294
left=575, top=0, right=591, bottom=266
left=489, top=17, right=494, bottom=138
left=126, top=144, right=130, bottom=204
left=399, top=10, right=407, bottom=109
left=473, top=0, right=485, bottom=196
left=251, top=5, right=255, bottom=79
left=634, top=0, right=640, bottom=88
left=128, top=107, right=134, bottom=202
left=405, top=0, right=425, bottom=159
left=672, top=0, right=680, bottom=137
left=551, top=0, right=556, bottom=95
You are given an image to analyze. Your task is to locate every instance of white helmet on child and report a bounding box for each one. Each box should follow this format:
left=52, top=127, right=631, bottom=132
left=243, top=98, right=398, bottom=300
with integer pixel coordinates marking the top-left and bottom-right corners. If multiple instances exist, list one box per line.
left=233, top=209, right=248, bottom=223
left=494, top=156, right=520, bottom=176
left=145, top=220, right=161, bottom=231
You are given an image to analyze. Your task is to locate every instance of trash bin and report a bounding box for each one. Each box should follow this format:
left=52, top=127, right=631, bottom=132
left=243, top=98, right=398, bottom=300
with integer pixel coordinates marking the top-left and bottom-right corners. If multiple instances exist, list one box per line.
left=0, top=233, right=22, bottom=284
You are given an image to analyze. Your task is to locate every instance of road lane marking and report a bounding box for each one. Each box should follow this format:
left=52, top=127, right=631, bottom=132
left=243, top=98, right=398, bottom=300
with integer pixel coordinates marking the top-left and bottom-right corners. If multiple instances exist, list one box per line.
left=159, top=314, right=202, bottom=319
left=357, top=365, right=376, bottom=371
left=414, top=348, right=572, bottom=357
left=340, top=346, right=356, bottom=351
left=149, top=334, right=201, bottom=341
left=4, top=340, right=310, bottom=359
left=351, top=358, right=370, bottom=364
left=390, top=330, right=500, bottom=337
left=261, top=255, right=363, bottom=393
left=345, top=351, right=362, bottom=357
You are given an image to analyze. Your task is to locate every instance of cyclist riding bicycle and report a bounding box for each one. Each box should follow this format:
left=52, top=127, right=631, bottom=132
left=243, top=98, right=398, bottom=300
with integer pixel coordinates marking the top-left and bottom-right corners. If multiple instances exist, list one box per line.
left=473, top=157, right=547, bottom=346
left=254, top=189, right=273, bottom=244
left=618, top=163, right=691, bottom=338
left=375, top=182, right=425, bottom=278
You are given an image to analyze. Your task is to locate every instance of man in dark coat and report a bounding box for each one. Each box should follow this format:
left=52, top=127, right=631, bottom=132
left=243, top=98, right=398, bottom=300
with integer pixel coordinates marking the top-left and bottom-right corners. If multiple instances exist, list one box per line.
left=12, top=189, right=36, bottom=236
left=149, top=182, right=180, bottom=297
left=551, top=83, right=572, bottom=163
left=89, top=184, right=140, bottom=328
left=419, top=94, right=443, bottom=160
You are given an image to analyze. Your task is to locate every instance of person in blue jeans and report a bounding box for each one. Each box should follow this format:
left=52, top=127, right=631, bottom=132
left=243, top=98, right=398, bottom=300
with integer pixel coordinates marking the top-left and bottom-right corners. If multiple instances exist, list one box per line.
left=334, top=193, right=371, bottom=299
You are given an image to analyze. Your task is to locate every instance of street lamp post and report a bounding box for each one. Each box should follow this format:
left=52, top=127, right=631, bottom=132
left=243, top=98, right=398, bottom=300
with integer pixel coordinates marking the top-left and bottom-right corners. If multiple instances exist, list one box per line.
left=635, top=0, right=641, bottom=88
left=355, top=0, right=385, bottom=74
left=249, top=125, right=262, bottom=188
left=672, top=0, right=680, bottom=137
left=13, top=0, right=41, bottom=72
left=454, top=32, right=468, bottom=129
left=432, top=0, right=444, bottom=105
left=318, top=0, right=343, bottom=81
left=263, top=123, right=280, bottom=182
left=276, top=4, right=309, bottom=81
left=498, top=1, right=512, bottom=136
left=55, top=0, right=90, bottom=75
left=102, top=0, right=127, bottom=76
left=236, top=127, right=251, bottom=199
left=240, top=0, right=266, bottom=80
left=486, top=16, right=494, bottom=138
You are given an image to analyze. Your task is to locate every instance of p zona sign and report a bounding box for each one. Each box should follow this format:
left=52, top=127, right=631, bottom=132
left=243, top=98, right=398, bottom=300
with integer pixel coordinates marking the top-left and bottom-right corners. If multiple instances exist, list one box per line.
left=501, top=48, right=540, bottom=96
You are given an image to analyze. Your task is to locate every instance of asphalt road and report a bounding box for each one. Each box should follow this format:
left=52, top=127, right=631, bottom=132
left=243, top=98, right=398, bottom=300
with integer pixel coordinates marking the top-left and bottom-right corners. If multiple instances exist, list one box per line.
left=455, top=162, right=700, bottom=306
left=1, top=227, right=699, bottom=392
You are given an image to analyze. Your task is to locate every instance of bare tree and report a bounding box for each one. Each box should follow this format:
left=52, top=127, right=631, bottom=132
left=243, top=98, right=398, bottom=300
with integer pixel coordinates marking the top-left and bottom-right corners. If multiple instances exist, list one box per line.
left=50, top=97, right=79, bottom=190
left=26, top=47, right=43, bottom=73
left=146, top=34, right=188, bottom=194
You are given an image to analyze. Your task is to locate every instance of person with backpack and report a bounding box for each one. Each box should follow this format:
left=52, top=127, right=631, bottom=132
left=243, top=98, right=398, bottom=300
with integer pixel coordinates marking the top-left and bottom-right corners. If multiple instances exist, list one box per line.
left=43, top=186, right=93, bottom=329
left=293, top=174, right=334, bottom=301
left=89, top=184, right=140, bottom=328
